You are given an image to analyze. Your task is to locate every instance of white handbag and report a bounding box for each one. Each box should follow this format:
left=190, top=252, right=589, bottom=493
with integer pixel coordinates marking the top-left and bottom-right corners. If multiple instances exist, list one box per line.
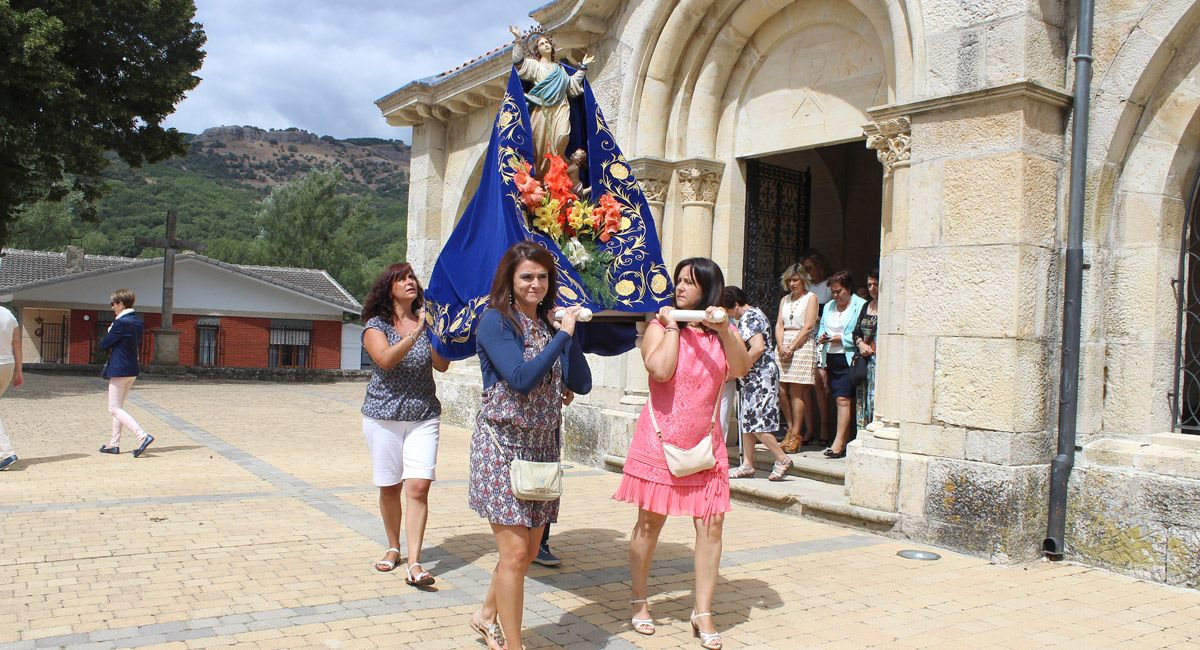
left=648, top=393, right=720, bottom=477
left=488, top=428, right=562, bottom=501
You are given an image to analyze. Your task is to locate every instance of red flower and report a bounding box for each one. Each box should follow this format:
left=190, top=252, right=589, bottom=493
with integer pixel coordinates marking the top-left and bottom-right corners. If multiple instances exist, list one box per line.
left=514, top=162, right=544, bottom=208
left=594, top=194, right=623, bottom=243
left=543, top=154, right=576, bottom=206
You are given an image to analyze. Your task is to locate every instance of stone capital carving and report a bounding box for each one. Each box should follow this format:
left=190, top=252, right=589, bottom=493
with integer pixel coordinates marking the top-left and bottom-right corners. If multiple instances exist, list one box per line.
left=863, top=117, right=911, bottom=177
left=628, top=157, right=673, bottom=204
left=674, top=158, right=724, bottom=204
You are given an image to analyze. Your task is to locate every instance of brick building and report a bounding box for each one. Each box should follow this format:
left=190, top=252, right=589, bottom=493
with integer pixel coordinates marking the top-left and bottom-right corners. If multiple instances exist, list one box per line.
left=0, top=249, right=363, bottom=370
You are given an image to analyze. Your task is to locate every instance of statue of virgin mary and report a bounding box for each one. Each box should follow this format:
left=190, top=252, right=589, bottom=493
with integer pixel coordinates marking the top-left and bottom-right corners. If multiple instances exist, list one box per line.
left=508, top=25, right=595, bottom=177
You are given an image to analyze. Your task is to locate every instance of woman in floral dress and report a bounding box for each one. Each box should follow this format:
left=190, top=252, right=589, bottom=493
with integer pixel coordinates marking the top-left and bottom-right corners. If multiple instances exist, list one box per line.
left=615, top=258, right=751, bottom=650
left=467, top=241, right=591, bottom=650
left=724, top=286, right=792, bottom=481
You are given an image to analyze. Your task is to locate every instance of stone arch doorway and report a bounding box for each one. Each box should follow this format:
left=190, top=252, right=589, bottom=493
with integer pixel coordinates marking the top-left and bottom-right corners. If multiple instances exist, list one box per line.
left=740, top=142, right=884, bottom=322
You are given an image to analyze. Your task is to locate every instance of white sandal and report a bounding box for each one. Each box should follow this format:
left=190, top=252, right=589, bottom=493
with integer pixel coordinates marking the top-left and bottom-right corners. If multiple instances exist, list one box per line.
left=405, top=563, right=435, bottom=587
left=691, top=611, right=722, bottom=649
left=629, top=598, right=655, bottom=635
left=374, top=547, right=401, bottom=572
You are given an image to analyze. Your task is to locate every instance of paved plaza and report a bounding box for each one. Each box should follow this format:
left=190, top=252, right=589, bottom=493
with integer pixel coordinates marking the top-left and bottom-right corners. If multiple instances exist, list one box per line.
left=3, top=374, right=1200, bottom=649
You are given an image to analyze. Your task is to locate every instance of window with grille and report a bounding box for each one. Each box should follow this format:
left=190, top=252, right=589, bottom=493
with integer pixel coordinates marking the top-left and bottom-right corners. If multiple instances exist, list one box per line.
left=268, top=319, right=312, bottom=369
left=1174, top=170, right=1200, bottom=432
left=196, top=317, right=220, bottom=367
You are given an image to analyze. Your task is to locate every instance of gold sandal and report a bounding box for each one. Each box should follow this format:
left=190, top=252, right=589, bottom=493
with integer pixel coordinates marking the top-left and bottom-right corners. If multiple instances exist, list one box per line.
left=470, top=610, right=506, bottom=650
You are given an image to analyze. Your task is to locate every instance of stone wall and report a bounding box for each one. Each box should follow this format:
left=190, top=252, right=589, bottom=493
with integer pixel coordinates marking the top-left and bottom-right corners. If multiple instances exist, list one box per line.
left=387, top=0, right=1200, bottom=585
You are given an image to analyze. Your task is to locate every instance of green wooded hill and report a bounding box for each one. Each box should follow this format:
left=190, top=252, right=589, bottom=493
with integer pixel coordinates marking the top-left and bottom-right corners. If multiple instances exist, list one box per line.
left=9, top=126, right=411, bottom=301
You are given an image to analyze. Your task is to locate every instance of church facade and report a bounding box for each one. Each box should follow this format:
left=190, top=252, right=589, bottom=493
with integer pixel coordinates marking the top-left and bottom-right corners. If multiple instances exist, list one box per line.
left=379, top=0, right=1200, bottom=586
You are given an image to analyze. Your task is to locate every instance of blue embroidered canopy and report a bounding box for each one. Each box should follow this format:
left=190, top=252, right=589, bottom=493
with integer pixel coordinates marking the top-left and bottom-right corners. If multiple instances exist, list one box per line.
left=424, top=67, right=673, bottom=360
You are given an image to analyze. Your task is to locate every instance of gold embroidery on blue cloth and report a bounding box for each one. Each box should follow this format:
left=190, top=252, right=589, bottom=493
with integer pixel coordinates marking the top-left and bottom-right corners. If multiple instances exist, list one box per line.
left=491, top=93, right=671, bottom=310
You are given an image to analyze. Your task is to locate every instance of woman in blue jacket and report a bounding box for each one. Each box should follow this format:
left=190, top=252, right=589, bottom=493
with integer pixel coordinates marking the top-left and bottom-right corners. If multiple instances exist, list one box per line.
left=816, top=271, right=866, bottom=459
left=99, top=288, right=154, bottom=457
left=467, top=241, right=591, bottom=650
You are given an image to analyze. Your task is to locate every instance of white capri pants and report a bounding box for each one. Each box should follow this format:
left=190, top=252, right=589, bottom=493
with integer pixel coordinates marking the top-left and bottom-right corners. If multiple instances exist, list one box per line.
left=362, top=416, right=440, bottom=486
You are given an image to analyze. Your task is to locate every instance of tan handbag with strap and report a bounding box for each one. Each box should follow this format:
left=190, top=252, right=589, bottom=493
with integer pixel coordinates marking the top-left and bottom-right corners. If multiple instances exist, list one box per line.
left=648, top=392, right=720, bottom=477
left=487, top=427, right=562, bottom=501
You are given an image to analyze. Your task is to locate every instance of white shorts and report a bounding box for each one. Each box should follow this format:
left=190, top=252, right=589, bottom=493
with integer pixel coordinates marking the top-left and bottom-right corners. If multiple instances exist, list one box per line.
left=362, top=416, right=440, bottom=486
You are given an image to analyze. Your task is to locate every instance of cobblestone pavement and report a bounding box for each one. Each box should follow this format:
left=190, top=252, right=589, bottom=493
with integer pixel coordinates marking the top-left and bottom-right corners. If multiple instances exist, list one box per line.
left=3, top=374, right=1200, bottom=649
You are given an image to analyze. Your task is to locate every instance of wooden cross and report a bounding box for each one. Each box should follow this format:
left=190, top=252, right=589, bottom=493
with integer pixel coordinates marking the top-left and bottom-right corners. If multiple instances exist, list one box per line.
left=135, top=209, right=205, bottom=331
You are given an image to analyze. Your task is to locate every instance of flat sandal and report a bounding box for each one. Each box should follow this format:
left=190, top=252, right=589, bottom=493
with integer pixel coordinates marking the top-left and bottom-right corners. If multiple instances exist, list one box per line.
left=470, top=610, right=506, bottom=650
left=768, top=457, right=793, bottom=481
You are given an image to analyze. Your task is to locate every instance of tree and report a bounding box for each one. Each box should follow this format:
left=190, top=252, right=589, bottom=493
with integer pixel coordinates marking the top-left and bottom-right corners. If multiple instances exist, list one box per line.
left=0, top=0, right=206, bottom=247
left=257, top=168, right=373, bottom=297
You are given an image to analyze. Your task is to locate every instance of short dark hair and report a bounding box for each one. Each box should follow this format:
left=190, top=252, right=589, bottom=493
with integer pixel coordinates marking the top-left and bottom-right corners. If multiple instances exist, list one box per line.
left=722, top=285, right=748, bottom=309
left=362, top=263, right=423, bottom=323
left=867, top=268, right=880, bottom=282
left=490, top=240, right=559, bottom=329
left=673, top=257, right=725, bottom=310
left=827, top=270, right=854, bottom=294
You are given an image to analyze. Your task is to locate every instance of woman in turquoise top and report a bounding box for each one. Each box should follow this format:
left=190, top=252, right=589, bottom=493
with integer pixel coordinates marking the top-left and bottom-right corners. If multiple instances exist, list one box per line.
left=816, top=271, right=866, bottom=459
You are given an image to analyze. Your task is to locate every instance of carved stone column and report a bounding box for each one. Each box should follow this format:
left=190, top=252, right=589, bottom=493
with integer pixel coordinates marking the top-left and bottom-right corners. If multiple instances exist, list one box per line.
left=861, top=116, right=911, bottom=432
left=673, top=158, right=724, bottom=261
left=843, top=117, right=913, bottom=515
left=628, top=156, right=673, bottom=239
left=863, top=117, right=911, bottom=178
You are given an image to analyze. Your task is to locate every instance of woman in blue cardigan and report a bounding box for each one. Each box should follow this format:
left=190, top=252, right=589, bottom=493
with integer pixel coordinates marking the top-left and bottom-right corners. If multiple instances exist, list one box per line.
left=816, top=271, right=866, bottom=459
left=99, top=288, right=155, bottom=458
left=467, top=241, right=591, bottom=650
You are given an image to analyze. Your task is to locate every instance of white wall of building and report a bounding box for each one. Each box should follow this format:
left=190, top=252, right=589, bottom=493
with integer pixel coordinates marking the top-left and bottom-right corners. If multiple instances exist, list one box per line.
left=14, top=258, right=345, bottom=319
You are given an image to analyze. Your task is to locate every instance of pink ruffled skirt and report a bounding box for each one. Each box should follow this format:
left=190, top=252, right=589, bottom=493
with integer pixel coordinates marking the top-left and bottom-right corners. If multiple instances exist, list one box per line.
left=613, top=471, right=731, bottom=520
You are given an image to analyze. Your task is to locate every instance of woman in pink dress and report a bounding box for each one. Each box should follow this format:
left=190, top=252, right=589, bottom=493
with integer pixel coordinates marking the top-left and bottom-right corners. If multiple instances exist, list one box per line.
left=614, top=257, right=751, bottom=650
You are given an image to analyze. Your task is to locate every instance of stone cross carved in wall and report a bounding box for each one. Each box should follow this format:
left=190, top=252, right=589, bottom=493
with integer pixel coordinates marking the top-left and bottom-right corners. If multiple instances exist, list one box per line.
left=676, top=164, right=723, bottom=204
left=134, top=209, right=206, bottom=364
left=863, top=116, right=912, bottom=177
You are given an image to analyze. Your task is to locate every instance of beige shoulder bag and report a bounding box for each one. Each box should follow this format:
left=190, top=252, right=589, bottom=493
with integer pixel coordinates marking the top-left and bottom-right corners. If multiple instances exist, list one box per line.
left=487, top=428, right=562, bottom=501
left=648, top=393, right=720, bottom=477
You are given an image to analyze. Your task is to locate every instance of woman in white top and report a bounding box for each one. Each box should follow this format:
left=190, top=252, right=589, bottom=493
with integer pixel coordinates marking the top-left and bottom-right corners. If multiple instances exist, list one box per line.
left=816, top=271, right=867, bottom=459
left=774, top=264, right=818, bottom=453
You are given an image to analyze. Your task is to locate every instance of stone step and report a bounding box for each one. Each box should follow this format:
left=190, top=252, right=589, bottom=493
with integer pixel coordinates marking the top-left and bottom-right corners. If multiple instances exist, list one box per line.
left=602, top=454, right=899, bottom=534
left=725, top=445, right=847, bottom=485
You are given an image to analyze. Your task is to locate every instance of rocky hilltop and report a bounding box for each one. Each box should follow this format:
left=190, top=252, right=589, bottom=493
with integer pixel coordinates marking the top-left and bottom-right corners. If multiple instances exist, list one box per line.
left=182, top=126, right=410, bottom=200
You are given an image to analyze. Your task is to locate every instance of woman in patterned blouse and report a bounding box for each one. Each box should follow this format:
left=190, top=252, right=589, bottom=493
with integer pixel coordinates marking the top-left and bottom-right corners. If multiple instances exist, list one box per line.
left=724, top=286, right=792, bottom=481
left=467, top=241, right=591, bottom=650
left=360, top=263, right=449, bottom=586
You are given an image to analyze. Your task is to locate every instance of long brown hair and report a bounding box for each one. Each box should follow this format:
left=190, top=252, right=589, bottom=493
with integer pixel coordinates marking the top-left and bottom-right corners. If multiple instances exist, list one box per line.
left=489, top=241, right=558, bottom=330
left=361, top=262, right=423, bottom=324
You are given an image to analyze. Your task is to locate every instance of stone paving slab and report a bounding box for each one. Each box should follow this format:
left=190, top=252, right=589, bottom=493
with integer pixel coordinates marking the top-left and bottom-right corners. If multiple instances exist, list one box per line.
left=3, top=373, right=1200, bottom=648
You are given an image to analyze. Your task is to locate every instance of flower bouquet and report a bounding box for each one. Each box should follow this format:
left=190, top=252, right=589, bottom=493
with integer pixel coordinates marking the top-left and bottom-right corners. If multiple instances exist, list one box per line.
left=515, top=153, right=625, bottom=307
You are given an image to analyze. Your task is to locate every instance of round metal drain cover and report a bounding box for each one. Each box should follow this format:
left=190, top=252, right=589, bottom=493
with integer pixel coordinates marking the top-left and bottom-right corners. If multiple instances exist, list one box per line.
left=897, top=549, right=941, bottom=561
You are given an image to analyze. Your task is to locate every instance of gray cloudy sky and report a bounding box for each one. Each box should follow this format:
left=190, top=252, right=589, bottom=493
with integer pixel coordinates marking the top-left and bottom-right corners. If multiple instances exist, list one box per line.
left=163, top=1, right=542, bottom=142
